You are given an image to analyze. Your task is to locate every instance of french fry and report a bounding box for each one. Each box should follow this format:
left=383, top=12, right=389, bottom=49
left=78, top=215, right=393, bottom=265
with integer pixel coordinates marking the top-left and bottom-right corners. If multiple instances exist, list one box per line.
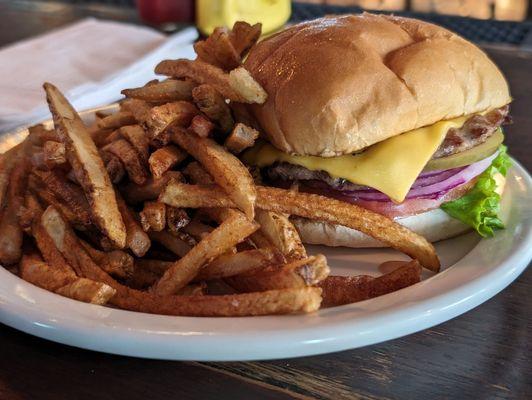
left=148, top=230, right=191, bottom=258
left=160, top=183, right=440, bottom=271
left=43, top=140, right=67, bottom=166
left=170, top=127, right=257, bottom=219
left=41, top=206, right=319, bottom=316
left=43, top=83, right=126, bottom=248
left=189, top=114, right=215, bottom=138
left=0, top=142, right=25, bottom=209
left=152, top=209, right=259, bottom=295
left=148, top=145, right=187, bottom=179
left=182, top=161, right=214, bottom=184
left=121, top=79, right=194, bottom=103
left=117, top=125, right=150, bottom=165
left=103, top=139, right=148, bottom=185
left=135, top=258, right=173, bottom=275
left=28, top=124, right=61, bottom=143
left=101, top=151, right=126, bottom=184
left=55, top=278, right=116, bottom=305
left=229, top=21, right=261, bottom=57
left=166, top=207, right=190, bottom=234
left=0, top=156, right=30, bottom=265
left=115, top=194, right=151, bottom=257
left=224, top=123, right=259, bottom=154
left=181, top=217, right=213, bottom=240
left=120, top=98, right=151, bottom=125
left=254, top=210, right=307, bottom=260
left=227, top=255, right=329, bottom=292
left=195, top=247, right=284, bottom=281
left=319, top=260, right=422, bottom=307
left=176, top=282, right=206, bottom=296
left=143, top=101, right=199, bottom=144
left=155, top=60, right=267, bottom=104
left=97, top=111, right=136, bottom=130
left=79, top=239, right=134, bottom=279
left=194, top=27, right=241, bottom=70
left=192, top=84, right=234, bottom=133
left=140, top=201, right=166, bottom=232
left=101, top=130, right=122, bottom=146
left=120, top=171, right=183, bottom=203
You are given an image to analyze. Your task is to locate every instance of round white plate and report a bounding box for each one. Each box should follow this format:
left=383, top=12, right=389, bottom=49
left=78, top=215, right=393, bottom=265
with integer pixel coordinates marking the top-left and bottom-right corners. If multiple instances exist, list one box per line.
left=0, top=109, right=531, bottom=361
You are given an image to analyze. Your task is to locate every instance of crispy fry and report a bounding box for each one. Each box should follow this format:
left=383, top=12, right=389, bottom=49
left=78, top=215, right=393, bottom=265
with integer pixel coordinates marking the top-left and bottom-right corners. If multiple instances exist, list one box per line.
left=182, top=161, right=213, bottom=184
left=97, top=111, right=136, bottom=130
left=42, top=140, right=67, bottom=166
left=135, top=258, right=173, bottom=275
left=56, top=278, right=116, bottom=305
left=181, top=217, right=213, bottom=240
left=255, top=210, right=307, bottom=260
left=227, top=255, right=329, bottom=292
left=189, top=114, right=215, bottom=138
left=44, top=83, right=126, bottom=248
left=120, top=171, right=183, bottom=203
left=229, top=21, right=262, bottom=57
left=152, top=209, right=258, bottom=295
left=0, top=142, right=25, bottom=209
left=120, top=98, right=151, bottom=124
left=148, top=230, right=191, bottom=258
left=224, top=122, right=259, bottom=154
left=195, top=247, right=284, bottom=281
left=117, top=124, right=150, bottom=164
left=101, top=151, right=125, bottom=184
left=41, top=206, right=319, bottom=316
left=28, top=124, right=61, bottom=143
left=170, top=127, right=256, bottom=219
left=148, top=145, right=187, bottom=179
left=101, top=130, right=122, bottom=146
left=156, top=59, right=267, bottom=104
left=194, top=27, right=241, bottom=70
left=192, top=84, right=234, bottom=133
left=319, top=260, right=422, bottom=307
left=103, top=139, right=148, bottom=185
left=144, top=101, right=199, bottom=144
left=160, top=183, right=440, bottom=271
left=79, top=239, right=134, bottom=279
left=166, top=207, right=190, bottom=234
left=176, top=282, right=206, bottom=296
left=121, top=79, right=194, bottom=103
left=140, top=201, right=166, bottom=232
left=115, top=194, right=151, bottom=257
left=0, top=155, right=30, bottom=265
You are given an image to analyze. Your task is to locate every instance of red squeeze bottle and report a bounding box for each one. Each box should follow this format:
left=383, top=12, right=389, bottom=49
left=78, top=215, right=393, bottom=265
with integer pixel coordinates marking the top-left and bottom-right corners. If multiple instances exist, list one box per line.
left=136, top=0, right=195, bottom=24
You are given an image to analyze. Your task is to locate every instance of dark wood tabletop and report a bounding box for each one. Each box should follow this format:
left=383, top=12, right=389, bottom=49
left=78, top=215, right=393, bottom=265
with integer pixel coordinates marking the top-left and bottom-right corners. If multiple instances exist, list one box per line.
left=0, top=1, right=530, bottom=399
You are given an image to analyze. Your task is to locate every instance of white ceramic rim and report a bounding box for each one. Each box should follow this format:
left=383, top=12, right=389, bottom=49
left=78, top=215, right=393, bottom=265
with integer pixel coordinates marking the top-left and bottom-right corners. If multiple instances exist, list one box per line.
left=0, top=110, right=530, bottom=361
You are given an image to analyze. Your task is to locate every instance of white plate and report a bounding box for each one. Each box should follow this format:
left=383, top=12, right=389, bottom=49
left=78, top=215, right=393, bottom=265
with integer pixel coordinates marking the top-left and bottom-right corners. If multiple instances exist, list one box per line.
left=0, top=108, right=531, bottom=361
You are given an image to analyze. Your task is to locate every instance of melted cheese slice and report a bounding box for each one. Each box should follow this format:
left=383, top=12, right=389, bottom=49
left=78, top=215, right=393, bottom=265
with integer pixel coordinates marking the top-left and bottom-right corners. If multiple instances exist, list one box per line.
left=244, top=116, right=469, bottom=203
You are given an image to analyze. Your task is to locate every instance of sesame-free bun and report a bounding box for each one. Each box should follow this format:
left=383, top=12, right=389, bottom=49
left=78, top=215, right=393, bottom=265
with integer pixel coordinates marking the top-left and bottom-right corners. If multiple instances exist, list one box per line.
left=244, top=13, right=511, bottom=157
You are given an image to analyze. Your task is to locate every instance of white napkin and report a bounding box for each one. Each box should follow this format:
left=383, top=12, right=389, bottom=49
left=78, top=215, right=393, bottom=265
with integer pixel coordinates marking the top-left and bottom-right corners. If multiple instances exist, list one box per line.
left=0, top=18, right=198, bottom=132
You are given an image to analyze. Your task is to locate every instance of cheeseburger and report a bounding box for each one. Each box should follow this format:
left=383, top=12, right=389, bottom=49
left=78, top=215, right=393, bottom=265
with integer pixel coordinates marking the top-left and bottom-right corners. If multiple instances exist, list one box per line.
left=242, top=13, right=512, bottom=247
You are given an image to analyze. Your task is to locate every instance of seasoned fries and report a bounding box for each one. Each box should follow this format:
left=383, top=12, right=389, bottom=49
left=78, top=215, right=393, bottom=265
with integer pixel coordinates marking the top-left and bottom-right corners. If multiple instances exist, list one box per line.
left=1, top=20, right=440, bottom=318
left=44, top=83, right=126, bottom=248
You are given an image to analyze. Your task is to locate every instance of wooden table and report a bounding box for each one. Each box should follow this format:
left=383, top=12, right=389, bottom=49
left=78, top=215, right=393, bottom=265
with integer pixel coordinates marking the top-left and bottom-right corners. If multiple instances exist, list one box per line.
left=0, top=1, right=530, bottom=399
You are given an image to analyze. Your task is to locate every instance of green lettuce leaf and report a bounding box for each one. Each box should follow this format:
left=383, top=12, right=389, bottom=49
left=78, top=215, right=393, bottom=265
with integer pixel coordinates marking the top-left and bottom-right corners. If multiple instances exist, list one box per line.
left=441, top=146, right=511, bottom=237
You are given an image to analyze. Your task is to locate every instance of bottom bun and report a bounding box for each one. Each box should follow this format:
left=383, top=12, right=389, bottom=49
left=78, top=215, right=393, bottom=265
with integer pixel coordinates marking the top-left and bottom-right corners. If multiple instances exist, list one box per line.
left=292, top=208, right=471, bottom=248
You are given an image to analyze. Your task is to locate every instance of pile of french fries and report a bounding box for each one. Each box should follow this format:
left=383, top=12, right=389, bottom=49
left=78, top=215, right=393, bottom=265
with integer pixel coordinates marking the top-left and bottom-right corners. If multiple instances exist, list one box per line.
left=0, top=22, right=439, bottom=317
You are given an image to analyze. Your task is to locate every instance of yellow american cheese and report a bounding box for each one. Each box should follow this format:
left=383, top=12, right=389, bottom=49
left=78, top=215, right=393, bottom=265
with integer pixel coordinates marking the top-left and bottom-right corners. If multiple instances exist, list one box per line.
left=244, top=116, right=469, bottom=203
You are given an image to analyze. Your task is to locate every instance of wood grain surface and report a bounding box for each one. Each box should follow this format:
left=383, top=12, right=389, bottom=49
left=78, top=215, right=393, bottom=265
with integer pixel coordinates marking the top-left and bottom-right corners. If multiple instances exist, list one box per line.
left=0, top=1, right=530, bottom=399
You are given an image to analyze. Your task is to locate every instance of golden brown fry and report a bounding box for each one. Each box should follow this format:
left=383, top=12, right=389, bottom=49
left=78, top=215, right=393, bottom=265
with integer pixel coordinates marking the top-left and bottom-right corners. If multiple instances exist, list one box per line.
left=319, top=260, right=422, bottom=308
left=101, top=151, right=125, bottom=184
left=135, top=258, right=173, bottom=275
left=176, top=282, right=206, bottom=296
left=120, top=98, right=151, bottom=124
left=121, top=79, right=194, bottom=103
left=171, top=127, right=256, bottom=219
left=194, top=27, right=241, bottom=70
left=152, top=209, right=259, bottom=295
left=227, top=255, right=329, bottom=292
left=189, top=114, right=215, bottom=138
left=0, top=142, right=25, bottom=209
left=117, top=125, right=150, bottom=164
left=181, top=217, right=213, bottom=240
left=101, top=130, right=122, bottom=146
left=166, top=207, right=190, bottom=234
left=148, top=230, right=191, bottom=258
left=229, top=21, right=261, bottom=57
left=41, top=206, right=319, bottom=316
left=28, top=124, right=61, bottom=143
left=103, top=139, right=148, bottom=185
left=144, top=101, right=199, bottom=144
left=140, top=201, right=166, bottom=232
left=56, top=278, right=116, bottom=305
left=79, top=239, right=134, bottom=279
left=195, top=247, right=284, bottom=281
left=224, top=122, right=259, bottom=154
left=115, top=194, right=151, bottom=257
left=44, top=83, right=126, bottom=248
left=42, top=140, right=67, bottom=166
left=160, top=182, right=440, bottom=271
left=156, top=60, right=267, bottom=104
left=120, top=170, right=183, bottom=203
left=255, top=210, right=307, bottom=260
left=192, top=84, right=234, bottom=133
left=148, top=145, right=187, bottom=179
left=97, top=111, right=136, bottom=130
left=0, top=155, right=30, bottom=265
left=182, top=161, right=214, bottom=184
